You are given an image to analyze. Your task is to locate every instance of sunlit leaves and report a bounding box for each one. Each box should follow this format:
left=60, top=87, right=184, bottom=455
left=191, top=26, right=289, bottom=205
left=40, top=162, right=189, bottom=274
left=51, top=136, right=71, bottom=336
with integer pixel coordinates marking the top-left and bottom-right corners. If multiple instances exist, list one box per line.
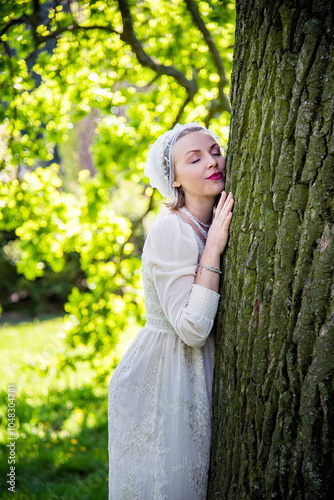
left=0, top=0, right=235, bottom=362
left=0, top=161, right=144, bottom=357
left=1, top=0, right=235, bottom=169
left=0, top=165, right=75, bottom=279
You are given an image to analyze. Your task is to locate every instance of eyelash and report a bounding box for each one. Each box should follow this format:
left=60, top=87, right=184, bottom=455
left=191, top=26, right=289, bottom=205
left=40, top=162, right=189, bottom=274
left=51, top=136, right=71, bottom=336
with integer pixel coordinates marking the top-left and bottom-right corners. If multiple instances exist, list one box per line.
left=191, top=151, right=221, bottom=163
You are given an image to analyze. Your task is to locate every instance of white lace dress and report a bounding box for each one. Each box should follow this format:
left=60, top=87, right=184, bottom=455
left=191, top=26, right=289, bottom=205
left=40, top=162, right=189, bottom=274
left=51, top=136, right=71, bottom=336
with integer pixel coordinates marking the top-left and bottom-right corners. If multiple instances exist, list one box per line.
left=108, top=213, right=220, bottom=500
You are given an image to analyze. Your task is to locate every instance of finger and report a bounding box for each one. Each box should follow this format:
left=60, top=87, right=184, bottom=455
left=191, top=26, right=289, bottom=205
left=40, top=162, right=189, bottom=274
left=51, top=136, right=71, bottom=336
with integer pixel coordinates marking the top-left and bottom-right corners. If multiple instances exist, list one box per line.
left=218, top=194, right=234, bottom=220
left=219, top=212, right=233, bottom=235
left=214, top=191, right=227, bottom=216
left=218, top=191, right=227, bottom=208
left=223, top=211, right=233, bottom=228
left=222, top=192, right=232, bottom=207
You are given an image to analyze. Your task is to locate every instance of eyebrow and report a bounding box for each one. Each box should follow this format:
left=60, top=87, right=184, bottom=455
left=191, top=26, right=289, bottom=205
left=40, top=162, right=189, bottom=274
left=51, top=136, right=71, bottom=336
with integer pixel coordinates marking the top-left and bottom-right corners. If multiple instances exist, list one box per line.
left=185, top=143, right=219, bottom=157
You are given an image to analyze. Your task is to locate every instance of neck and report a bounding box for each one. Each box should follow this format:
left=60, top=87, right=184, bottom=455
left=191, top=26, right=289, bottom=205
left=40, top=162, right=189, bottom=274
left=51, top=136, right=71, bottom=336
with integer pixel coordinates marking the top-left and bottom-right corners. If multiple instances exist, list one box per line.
left=183, top=196, right=215, bottom=225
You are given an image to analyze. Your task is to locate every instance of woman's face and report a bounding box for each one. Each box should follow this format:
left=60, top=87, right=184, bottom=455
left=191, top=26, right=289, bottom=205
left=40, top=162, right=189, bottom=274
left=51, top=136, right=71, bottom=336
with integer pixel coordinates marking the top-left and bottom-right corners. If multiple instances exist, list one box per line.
left=173, top=131, right=226, bottom=204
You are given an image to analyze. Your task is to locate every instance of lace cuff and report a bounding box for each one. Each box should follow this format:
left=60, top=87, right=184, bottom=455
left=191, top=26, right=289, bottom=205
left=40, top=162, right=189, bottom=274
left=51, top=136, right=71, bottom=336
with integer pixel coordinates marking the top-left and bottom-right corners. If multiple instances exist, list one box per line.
left=185, top=284, right=220, bottom=320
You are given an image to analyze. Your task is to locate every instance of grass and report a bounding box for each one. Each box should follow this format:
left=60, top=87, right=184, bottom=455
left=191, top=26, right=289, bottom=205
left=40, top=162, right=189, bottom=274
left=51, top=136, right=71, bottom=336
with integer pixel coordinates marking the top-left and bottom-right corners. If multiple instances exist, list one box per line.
left=0, top=314, right=137, bottom=499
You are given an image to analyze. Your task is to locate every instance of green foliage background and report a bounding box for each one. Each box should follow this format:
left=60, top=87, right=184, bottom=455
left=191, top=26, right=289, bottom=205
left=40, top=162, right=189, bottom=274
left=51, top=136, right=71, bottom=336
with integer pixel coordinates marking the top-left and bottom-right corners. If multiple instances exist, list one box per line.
left=0, top=0, right=235, bottom=361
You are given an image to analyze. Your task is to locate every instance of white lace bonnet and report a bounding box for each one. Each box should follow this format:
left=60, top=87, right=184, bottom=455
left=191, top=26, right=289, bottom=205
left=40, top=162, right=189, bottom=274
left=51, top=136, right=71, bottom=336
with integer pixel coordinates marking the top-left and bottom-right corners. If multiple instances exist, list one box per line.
left=144, top=122, right=220, bottom=199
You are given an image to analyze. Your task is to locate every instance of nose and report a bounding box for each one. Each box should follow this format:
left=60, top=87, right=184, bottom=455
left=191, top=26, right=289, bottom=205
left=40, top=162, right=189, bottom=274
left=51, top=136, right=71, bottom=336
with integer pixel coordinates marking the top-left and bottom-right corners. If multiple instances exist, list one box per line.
left=206, top=153, right=218, bottom=168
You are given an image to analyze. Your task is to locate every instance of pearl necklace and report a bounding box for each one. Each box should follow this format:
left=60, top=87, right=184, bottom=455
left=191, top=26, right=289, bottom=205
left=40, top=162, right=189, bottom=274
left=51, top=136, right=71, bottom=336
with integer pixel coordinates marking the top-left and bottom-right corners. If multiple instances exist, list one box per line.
left=179, top=206, right=211, bottom=238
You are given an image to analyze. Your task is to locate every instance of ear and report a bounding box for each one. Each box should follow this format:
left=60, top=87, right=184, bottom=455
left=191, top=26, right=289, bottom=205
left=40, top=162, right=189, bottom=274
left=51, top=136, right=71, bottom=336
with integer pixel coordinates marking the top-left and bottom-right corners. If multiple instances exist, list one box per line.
left=172, top=180, right=181, bottom=187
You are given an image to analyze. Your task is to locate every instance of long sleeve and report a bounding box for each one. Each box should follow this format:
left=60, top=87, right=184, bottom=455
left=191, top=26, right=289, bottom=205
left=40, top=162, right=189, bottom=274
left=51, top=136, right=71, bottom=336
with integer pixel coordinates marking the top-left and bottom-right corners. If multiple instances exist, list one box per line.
left=144, top=215, right=220, bottom=347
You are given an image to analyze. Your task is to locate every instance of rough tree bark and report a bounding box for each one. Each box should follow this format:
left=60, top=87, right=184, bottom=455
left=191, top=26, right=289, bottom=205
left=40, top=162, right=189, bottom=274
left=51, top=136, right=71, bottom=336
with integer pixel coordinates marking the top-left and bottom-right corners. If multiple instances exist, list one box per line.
left=208, top=1, right=334, bottom=499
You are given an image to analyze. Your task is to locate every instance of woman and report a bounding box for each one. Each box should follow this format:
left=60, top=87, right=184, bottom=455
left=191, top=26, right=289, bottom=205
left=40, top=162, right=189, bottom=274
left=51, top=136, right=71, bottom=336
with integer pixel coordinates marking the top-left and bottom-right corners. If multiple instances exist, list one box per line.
left=108, top=122, right=234, bottom=499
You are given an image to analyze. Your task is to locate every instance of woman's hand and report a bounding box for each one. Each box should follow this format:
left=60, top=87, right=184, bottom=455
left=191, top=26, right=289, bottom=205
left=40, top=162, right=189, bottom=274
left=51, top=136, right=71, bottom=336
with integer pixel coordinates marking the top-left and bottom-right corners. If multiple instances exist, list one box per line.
left=206, top=191, right=234, bottom=255
left=194, top=191, right=233, bottom=292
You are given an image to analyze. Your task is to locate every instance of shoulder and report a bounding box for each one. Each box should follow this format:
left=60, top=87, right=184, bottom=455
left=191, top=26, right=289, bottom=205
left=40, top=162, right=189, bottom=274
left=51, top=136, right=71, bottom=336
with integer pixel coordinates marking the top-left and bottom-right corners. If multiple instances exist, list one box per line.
left=148, top=212, right=194, bottom=242
left=144, top=213, right=198, bottom=260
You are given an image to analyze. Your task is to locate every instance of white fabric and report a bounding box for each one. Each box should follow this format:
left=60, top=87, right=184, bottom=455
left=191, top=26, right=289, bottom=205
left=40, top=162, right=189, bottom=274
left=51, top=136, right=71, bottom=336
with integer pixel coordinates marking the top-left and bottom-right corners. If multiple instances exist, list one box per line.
left=108, top=213, right=220, bottom=500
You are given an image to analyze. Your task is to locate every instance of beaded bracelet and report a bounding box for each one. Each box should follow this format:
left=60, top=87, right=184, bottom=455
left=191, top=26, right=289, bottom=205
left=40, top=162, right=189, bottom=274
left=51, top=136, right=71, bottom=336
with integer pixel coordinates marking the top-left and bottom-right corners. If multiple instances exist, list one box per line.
left=197, top=264, right=222, bottom=275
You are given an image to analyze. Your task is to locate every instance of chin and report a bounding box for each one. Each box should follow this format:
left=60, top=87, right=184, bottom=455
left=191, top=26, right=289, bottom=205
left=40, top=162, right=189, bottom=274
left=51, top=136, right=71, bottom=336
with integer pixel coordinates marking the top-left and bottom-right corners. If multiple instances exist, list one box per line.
left=214, top=180, right=225, bottom=194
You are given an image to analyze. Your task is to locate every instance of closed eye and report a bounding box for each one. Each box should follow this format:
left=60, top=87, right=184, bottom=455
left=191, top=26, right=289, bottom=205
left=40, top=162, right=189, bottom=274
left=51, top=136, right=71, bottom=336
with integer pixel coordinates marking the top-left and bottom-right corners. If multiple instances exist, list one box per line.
left=212, top=147, right=221, bottom=156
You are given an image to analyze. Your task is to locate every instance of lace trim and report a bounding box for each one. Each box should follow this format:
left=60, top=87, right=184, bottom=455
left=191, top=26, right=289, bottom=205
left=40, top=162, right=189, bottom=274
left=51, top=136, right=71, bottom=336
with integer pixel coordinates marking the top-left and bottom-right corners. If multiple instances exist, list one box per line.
left=185, top=284, right=220, bottom=319
left=145, top=314, right=175, bottom=334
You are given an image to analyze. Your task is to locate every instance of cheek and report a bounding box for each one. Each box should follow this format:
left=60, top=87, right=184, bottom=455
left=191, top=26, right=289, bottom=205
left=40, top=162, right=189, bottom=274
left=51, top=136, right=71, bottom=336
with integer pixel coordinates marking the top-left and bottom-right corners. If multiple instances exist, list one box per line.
left=221, top=157, right=226, bottom=169
left=176, top=167, right=198, bottom=183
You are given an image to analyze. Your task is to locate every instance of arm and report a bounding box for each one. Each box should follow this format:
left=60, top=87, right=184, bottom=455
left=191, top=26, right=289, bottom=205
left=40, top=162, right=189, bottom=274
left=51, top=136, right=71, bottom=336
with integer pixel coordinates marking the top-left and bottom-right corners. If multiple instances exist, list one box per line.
left=145, top=216, right=221, bottom=347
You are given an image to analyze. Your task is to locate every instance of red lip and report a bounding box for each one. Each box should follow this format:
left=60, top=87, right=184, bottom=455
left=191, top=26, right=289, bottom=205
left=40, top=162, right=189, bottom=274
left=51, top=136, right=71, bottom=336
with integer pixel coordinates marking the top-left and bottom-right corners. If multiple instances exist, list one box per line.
left=207, top=172, right=223, bottom=180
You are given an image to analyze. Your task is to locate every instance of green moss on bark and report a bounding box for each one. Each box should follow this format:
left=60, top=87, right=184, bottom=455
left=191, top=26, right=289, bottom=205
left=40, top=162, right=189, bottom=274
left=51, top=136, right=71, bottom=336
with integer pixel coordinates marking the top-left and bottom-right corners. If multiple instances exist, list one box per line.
left=208, top=1, right=334, bottom=498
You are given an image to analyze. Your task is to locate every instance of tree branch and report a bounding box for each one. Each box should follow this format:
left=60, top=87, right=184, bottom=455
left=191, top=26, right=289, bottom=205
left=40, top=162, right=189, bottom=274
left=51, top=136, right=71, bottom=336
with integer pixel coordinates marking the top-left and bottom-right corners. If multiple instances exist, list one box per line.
left=30, top=0, right=42, bottom=47
left=117, top=0, right=198, bottom=99
left=184, top=0, right=231, bottom=114
left=24, top=23, right=119, bottom=62
left=2, top=0, right=229, bottom=125
left=173, top=95, right=191, bottom=126
left=0, top=15, right=30, bottom=38
left=184, top=0, right=228, bottom=87
left=204, top=94, right=231, bottom=126
left=43, top=23, right=119, bottom=43
left=3, top=0, right=199, bottom=103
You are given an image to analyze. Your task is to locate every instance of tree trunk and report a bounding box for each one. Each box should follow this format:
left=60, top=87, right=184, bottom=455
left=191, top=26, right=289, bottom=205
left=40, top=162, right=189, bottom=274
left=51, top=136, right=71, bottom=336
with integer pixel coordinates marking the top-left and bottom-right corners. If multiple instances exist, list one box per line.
left=208, top=1, right=334, bottom=499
